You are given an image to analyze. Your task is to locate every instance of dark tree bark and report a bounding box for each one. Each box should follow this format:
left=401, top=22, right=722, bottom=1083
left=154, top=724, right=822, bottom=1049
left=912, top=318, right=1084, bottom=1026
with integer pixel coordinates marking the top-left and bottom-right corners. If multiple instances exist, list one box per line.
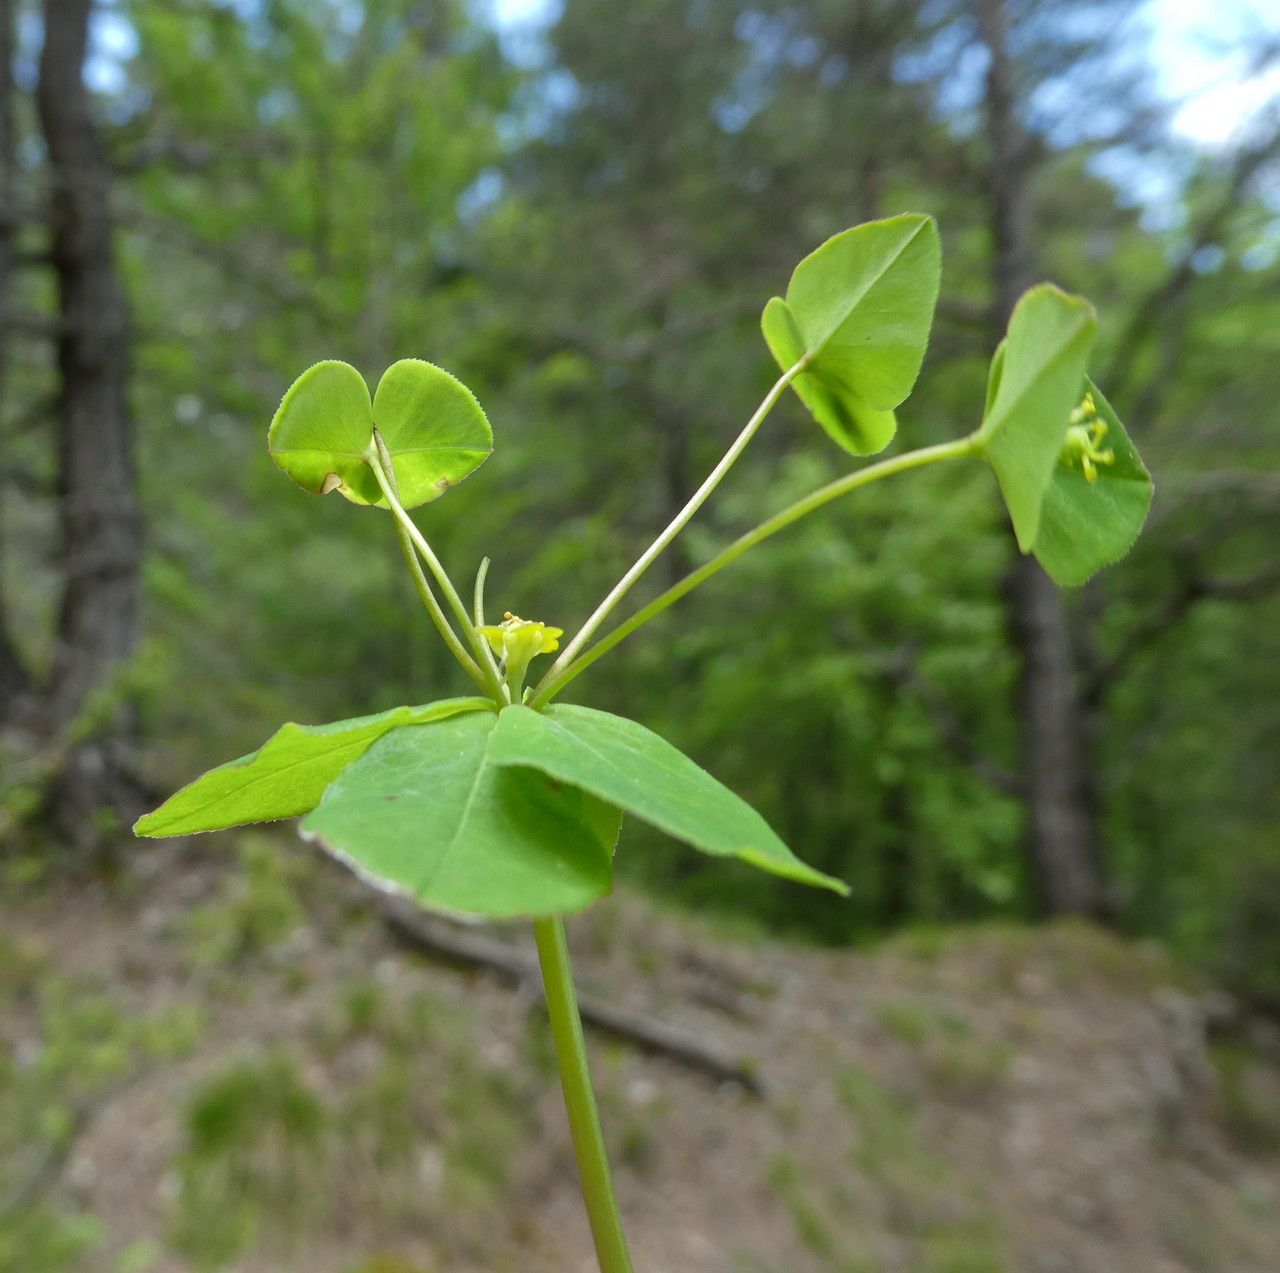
left=977, top=0, right=1105, bottom=916
left=35, top=0, right=143, bottom=836
left=0, top=0, right=32, bottom=724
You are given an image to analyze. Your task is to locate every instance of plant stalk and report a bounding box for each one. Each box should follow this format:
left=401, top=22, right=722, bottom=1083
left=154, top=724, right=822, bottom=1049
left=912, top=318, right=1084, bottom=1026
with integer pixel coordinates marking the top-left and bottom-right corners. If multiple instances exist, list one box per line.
left=533, top=916, right=635, bottom=1273
left=389, top=515, right=489, bottom=690
left=472, top=555, right=509, bottom=700
left=530, top=434, right=980, bottom=707
left=537, top=359, right=807, bottom=695
left=368, top=435, right=505, bottom=700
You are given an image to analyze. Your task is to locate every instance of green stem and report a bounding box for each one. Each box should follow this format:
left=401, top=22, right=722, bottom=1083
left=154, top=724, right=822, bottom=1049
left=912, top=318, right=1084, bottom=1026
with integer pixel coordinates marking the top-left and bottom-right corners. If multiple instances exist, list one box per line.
left=533, top=916, right=634, bottom=1273
left=472, top=556, right=509, bottom=702
left=368, top=435, right=505, bottom=701
left=530, top=434, right=979, bottom=708
left=537, top=360, right=807, bottom=696
left=389, top=515, right=489, bottom=690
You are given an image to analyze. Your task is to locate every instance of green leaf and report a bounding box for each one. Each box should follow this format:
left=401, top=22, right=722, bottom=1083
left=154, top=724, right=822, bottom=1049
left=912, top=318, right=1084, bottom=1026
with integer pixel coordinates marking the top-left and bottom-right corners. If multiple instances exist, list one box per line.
left=370, top=359, right=493, bottom=508
left=267, top=360, right=375, bottom=502
left=301, top=712, right=617, bottom=919
left=762, top=297, right=897, bottom=456
left=134, top=698, right=493, bottom=837
left=1030, top=379, right=1153, bottom=587
left=984, top=339, right=1006, bottom=418
left=268, top=359, right=492, bottom=510
left=489, top=704, right=849, bottom=895
left=761, top=213, right=941, bottom=456
left=976, top=285, right=1097, bottom=550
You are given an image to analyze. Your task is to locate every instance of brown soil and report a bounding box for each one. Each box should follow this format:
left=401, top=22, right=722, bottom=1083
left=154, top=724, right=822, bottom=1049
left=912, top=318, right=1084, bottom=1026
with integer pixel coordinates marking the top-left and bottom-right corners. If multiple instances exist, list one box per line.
left=3, top=836, right=1278, bottom=1273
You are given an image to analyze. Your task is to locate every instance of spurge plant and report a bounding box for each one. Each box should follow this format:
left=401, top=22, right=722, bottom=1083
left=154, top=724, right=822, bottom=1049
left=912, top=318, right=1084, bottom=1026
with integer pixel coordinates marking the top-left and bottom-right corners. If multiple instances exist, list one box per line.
left=137, top=214, right=1151, bottom=1273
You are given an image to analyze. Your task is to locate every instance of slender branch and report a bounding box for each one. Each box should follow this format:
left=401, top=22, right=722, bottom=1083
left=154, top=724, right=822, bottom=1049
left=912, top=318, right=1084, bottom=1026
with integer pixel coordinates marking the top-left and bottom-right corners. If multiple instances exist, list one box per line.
left=536, top=360, right=807, bottom=696
left=368, top=435, right=504, bottom=699
left=530, top=435, right=980, bottom=708
left=534, top=916, right=635, bottom=1273
left=1101, top=123, right=1280, bottom=404
left=365, top=444, right=488, bottom=688
left=394, top=519, right=488, bottom=688
left=472, top=555, right=507, bottom=700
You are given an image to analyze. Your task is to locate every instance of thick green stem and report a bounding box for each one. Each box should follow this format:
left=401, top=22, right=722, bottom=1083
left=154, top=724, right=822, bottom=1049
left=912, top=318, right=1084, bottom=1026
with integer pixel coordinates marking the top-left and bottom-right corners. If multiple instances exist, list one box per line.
left=530, top=434, right=979, bottom=708
left=537, top=360, right=807, bottom=694
left=533, top=916, right=634, bottom=1273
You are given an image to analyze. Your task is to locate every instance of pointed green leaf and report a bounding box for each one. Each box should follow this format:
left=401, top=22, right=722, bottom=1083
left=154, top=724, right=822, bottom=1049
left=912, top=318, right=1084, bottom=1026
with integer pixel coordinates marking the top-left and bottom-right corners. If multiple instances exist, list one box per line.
left=134, top=698, right=493, bottom=837
left=976, top=285, right=1097, bottom=550
left=267, top=359, right=375, bottom=501
left=762, top=296, right=897, bottom=456
left=761, top=214, right=940, bottom=456
left=301, top=712, right=616, bottom=919
left=370, top=359, right=493, bottom=508
left=268, top=359, right=493, bottom=510
left=489, top=704, right=849, bottom=894
left=1031, top=379, right=1153, bottom=587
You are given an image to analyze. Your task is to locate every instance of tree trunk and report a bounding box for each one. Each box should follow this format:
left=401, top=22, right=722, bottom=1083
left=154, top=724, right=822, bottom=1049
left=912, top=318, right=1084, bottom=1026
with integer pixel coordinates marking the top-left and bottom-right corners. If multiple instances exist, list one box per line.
left=977, top=0, right=1105, bottom=916
left=0, top=0, right=31, bottom=724
left=36, top=0, right=143, bottom=837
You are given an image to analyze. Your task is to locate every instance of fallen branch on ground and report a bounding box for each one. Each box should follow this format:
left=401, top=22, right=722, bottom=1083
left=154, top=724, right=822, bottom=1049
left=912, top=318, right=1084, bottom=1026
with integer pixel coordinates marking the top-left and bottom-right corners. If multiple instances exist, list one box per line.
left=379, top=897, right=766, bottom=1097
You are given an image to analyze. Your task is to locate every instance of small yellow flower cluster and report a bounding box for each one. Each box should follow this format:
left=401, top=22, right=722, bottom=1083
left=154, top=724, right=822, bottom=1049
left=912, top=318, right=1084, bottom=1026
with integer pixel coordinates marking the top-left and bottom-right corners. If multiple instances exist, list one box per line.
left=1060, top=393, right=1114, bottom=484
left=478, top=612, right=564, bottom=699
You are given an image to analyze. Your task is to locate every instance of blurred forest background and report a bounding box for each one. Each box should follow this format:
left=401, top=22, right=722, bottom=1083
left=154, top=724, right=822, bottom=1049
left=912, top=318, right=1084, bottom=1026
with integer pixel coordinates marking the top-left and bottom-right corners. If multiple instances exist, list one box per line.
left=1, top=1, right=1279, bottom=1271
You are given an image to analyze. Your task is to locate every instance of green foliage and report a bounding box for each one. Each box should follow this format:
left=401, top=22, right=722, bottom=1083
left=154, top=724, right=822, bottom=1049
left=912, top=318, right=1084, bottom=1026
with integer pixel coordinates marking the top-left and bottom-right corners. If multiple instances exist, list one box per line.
left=138, top=216, right=1146, bottom=928
left=4, top=3, right=1267, bottom=1258
left=976, top=288, right=1151, bottom=586
left=1030, top=380, right=1153, bottom=587
left=182, top=835, right=306, bottom=965
left=976, top=286, right=1098, bottom=551
left=490, top=704, right=847, bottom=893
left=135, top=699, right=491, bottom=837
left=266, top=360, right=377, bottom=501
left=0, top=940, right=204, bottom=1273
left=121, top=158, right=1156, bottom=1273
left=1217, top=857, right=1280, bottom=1015
left=613, top=453, right=1024, bottom=937
left=300, top=710, right=618, bottom=918
left=761, top=213, right=941, bottom=456
left=161, top=981, right=532, bottom=1269
left=268, top=359, right=492, bottom=509
left=0, top=1209, right=102, bottom=1273
left=171, top=1052, right=327, bottom=1268
left=1210, top=1043, right=1280, bottom=1155
left=761, top=1065, right=1010, bottom=1273
left=0, top=0, right=1258, bottom=976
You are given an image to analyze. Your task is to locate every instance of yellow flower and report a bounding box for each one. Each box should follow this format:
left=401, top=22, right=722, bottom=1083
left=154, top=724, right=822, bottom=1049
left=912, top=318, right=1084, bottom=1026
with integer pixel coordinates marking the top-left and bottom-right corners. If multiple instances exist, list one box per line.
left=1060, top=393, right=1114, bottom=484
left=478, top=612, right=564, bottom=699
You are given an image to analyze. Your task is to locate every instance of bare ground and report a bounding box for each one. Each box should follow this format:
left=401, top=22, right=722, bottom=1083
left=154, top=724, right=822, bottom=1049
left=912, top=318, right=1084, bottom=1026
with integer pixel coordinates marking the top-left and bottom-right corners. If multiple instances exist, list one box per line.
left=2, top=833, right=1278, bottom=1273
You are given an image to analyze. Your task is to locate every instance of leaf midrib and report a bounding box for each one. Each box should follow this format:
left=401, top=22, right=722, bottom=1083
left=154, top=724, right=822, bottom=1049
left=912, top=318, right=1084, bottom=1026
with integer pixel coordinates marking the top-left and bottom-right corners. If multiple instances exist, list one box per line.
left=539, top=708, right=766, bottom=855
left=142, top=701, right=488, bottom=834
left=800, top=217, right=931, bottom=362
left=142, top=734, right=371, bottom=833
left=979, top=311, right=1093, bottom=449
left=414, top=720, right=497, bottom=896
